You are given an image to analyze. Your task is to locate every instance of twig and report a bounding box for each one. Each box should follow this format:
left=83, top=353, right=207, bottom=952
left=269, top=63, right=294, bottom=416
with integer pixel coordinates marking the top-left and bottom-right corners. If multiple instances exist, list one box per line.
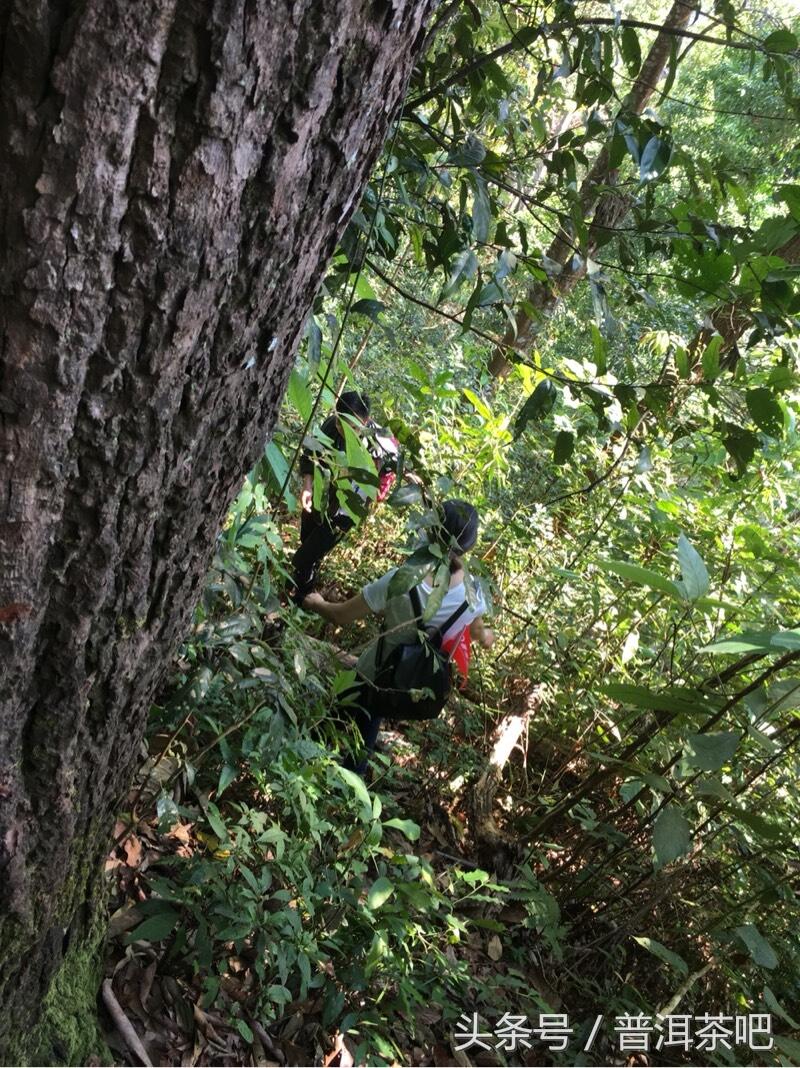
left=101, top=979, right=153, bottom=1067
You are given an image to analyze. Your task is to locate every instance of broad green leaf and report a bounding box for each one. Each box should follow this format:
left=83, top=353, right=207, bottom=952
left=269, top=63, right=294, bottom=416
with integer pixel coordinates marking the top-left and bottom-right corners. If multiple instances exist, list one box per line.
left=653, top=805, right=692, bottom=868
left=723, top=425, right=759, bottom=476
left=736, top=809, right=782, bottom=840
left=692, top=778, right=736, bottom=803
left=205, top=801, right=228, bottom=842
left=388, top=483, right=423, bottom=508
left=620, top=26, right=642, bottom=75
left=367, top=876, right=395, bottom=910
left=734, top=924, right=778, bottom=969
left=448, top=135, right=486, bottom=167
left=422, top=561, right=451, bottom=622
left=553, top=430, right=574, bottom=465
left=514, top=379, right=558, bottom=437
left=684, top=731, right=739, bottom=772
left=597, top=560, right=680, bottom=598
left=779, top=184, right=800, bottom=222
left=287, top=369, right=312, bottom=422
left=351, top=298, right=387, bottom=322
left=702, top=629, right=800, bottom=655
left=463, top=388, right=493, bottom=421
left=763, top=29, right=797, bottom=53
left=125, top=909, right=179, bottom=944
left=632, top=936, right=688, bottom=976
left=676, top=533, right=709, bottom=601
left=700, top=334, right=722, bottom=380
left=217, top=764, right=238, bottom=798
left=336, top=765, right=372, bottom=820
left=603, top=684, right=709, bottom=715
left=763, top=986, right=800, bottom=1028
left=470, top=174, right=491, bottom=243
left=746, top=387, right=783, bottom=437
left=383, top=818, right=421, bottom=841
left=236, top=1020, right=254, bottom=1043
left=639, top=136, right=671, bottom=183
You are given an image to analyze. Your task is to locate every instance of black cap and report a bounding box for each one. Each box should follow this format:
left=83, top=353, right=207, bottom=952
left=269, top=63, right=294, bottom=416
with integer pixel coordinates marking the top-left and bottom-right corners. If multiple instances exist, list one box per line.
left=440, top=499, right=479, bottom=553
left=336, top=390, right=370, bottom=420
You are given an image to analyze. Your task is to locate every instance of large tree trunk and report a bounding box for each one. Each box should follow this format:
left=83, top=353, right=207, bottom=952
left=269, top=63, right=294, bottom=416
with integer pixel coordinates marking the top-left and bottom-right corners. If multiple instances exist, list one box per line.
left=0, top=0, right=433, bottom=1056
left=488, top=0, right=696, bottom=378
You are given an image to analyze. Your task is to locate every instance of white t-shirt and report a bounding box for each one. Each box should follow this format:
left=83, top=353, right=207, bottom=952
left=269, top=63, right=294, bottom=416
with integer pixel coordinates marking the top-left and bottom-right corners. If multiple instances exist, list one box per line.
left=356, top=567, right=487, bottom=682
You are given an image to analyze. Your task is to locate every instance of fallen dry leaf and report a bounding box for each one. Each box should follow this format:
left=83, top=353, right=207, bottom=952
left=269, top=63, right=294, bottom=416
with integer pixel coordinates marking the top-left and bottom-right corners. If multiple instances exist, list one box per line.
left=486, top=934, right=502, bottom=961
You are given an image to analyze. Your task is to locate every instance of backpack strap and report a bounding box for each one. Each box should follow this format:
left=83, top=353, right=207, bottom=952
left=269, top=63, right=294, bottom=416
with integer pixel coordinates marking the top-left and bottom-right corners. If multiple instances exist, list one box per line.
left=430, top=599, right=469, bottom=650
left=410, top=584, right=470, bottom=650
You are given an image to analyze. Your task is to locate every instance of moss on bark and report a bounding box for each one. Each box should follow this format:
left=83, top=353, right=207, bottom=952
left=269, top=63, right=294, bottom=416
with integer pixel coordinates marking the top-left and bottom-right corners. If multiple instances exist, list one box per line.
left=6, top=921, right=110, bottom=1067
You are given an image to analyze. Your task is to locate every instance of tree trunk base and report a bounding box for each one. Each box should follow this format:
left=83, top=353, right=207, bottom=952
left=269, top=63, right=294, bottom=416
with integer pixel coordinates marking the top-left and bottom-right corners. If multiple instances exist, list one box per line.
left=9, top=915, right=110, bottom=1067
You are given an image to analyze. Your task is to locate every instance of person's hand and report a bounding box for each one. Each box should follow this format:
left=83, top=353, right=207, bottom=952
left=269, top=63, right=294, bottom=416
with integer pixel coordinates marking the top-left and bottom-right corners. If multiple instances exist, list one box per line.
left=479, top=627, right=495, bottom=650
left=303, top=591, right=325, bottom=612
left=300, top=487, right=313, bottom=513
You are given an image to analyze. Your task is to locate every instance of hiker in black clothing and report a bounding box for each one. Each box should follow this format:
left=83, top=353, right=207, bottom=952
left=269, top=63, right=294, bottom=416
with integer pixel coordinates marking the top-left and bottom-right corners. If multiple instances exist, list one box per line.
left=291, top=390, right=399, bottom=603
left=303, top=499, right=495, bottom=771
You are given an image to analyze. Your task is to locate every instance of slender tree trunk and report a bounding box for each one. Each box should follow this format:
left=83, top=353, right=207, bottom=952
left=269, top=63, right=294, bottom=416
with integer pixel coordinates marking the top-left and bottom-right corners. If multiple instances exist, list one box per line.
left=0, top=0, right=434, bottom=1056
left=488, top=0, right=696, bottom=378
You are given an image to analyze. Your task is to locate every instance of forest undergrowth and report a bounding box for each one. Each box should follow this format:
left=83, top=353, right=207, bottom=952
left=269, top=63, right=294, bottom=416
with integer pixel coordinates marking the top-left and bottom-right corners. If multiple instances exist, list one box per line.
left=100, top=370, right=800, bottom=1066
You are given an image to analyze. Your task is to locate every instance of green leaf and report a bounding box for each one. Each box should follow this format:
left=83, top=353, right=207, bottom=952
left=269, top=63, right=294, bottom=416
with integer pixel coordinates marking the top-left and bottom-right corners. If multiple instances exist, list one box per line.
left=447, top=135, right=486, bottom=167
left=553, top=430, right=574, bottom=465
left=125, top=909, right=179, bottom=944
left=336, top=765, right=372, bottom=819
left=620, top=26, right=642, bottom=75
left=763, top=29, right=797, bottom=53
left=723, top=425, right=759, bottom=476
left=236, top=1020, right=254, bottom=1043
left=590, top=323, right=607, bottom=374
left=746, top=387, right=783, bottom=437
left=703, top=629, right=800, bottom=654
left=603, top=683, right=706, bottom=715
left=351, top=298, right=387, bottom=321
left=367, top=876, right=395, bottom=910
left=422, top=561, right=451, bottom=622
left=463, top=388, right=493, bottom=420
left=763, top=986, right=800, bottom=1029
left=514, top=379, right=558, bottom=436
left=700, top=335, right=722, bottom=380
left=597, top=560, right=680, bottom=598
left=639, top=136, right=671, bottom=183
left=470, top=174, right=491, bottom=243
left=675, top=533, right=709, bottom=601
left=287, top=369, right=312, bottom=422
left=692, top=777, right=736, bottom=803
left=217, top=764, right=238, bottom=798
left=653, top=805, right=692, bottom=868
left=632, top=936, right=688, bottom=976
left=383, top=818, right=421, bottom=841
left=734, top=924, right=778, bottom=969
left=205, top=801, right=228, bottom=843
left=779, top=184, right=800, bottom=222
left=684, top=731, right=739, bottom=771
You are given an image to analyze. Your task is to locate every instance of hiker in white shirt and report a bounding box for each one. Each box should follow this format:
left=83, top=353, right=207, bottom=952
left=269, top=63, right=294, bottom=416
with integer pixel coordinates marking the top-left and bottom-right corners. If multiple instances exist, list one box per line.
left=303, top=499, right=494, bottom=770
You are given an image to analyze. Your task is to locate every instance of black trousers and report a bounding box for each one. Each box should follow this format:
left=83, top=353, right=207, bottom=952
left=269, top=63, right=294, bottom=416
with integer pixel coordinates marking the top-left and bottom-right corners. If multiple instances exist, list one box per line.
left=291, top=508, right=355, bottom=601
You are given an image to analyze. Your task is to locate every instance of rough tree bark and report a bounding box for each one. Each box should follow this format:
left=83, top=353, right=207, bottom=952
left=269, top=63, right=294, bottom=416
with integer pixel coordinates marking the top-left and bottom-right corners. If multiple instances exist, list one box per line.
left=488, top=0, right=696, bottom=378
left=0, top=0, right=434, bottom=1056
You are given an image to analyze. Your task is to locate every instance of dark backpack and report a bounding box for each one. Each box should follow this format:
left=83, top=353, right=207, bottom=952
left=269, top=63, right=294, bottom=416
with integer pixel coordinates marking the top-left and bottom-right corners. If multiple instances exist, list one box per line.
left=372, top=586, right=469, bottom=721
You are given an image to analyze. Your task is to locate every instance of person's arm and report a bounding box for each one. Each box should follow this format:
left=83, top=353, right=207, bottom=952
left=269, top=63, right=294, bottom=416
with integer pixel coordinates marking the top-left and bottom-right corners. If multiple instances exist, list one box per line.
left=303, top=590, right=371, bottom=626
left=470, top=615, right=495, bottom=649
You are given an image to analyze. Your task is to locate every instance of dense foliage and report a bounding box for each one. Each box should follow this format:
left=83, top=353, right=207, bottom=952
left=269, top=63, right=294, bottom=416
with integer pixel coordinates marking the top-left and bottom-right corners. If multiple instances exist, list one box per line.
left=104, top=2, right=800, bottom=1065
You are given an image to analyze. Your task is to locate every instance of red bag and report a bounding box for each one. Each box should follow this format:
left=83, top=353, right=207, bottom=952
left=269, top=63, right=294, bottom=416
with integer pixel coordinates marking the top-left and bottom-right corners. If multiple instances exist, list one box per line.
left=441, top=626, right=471, bottom=687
